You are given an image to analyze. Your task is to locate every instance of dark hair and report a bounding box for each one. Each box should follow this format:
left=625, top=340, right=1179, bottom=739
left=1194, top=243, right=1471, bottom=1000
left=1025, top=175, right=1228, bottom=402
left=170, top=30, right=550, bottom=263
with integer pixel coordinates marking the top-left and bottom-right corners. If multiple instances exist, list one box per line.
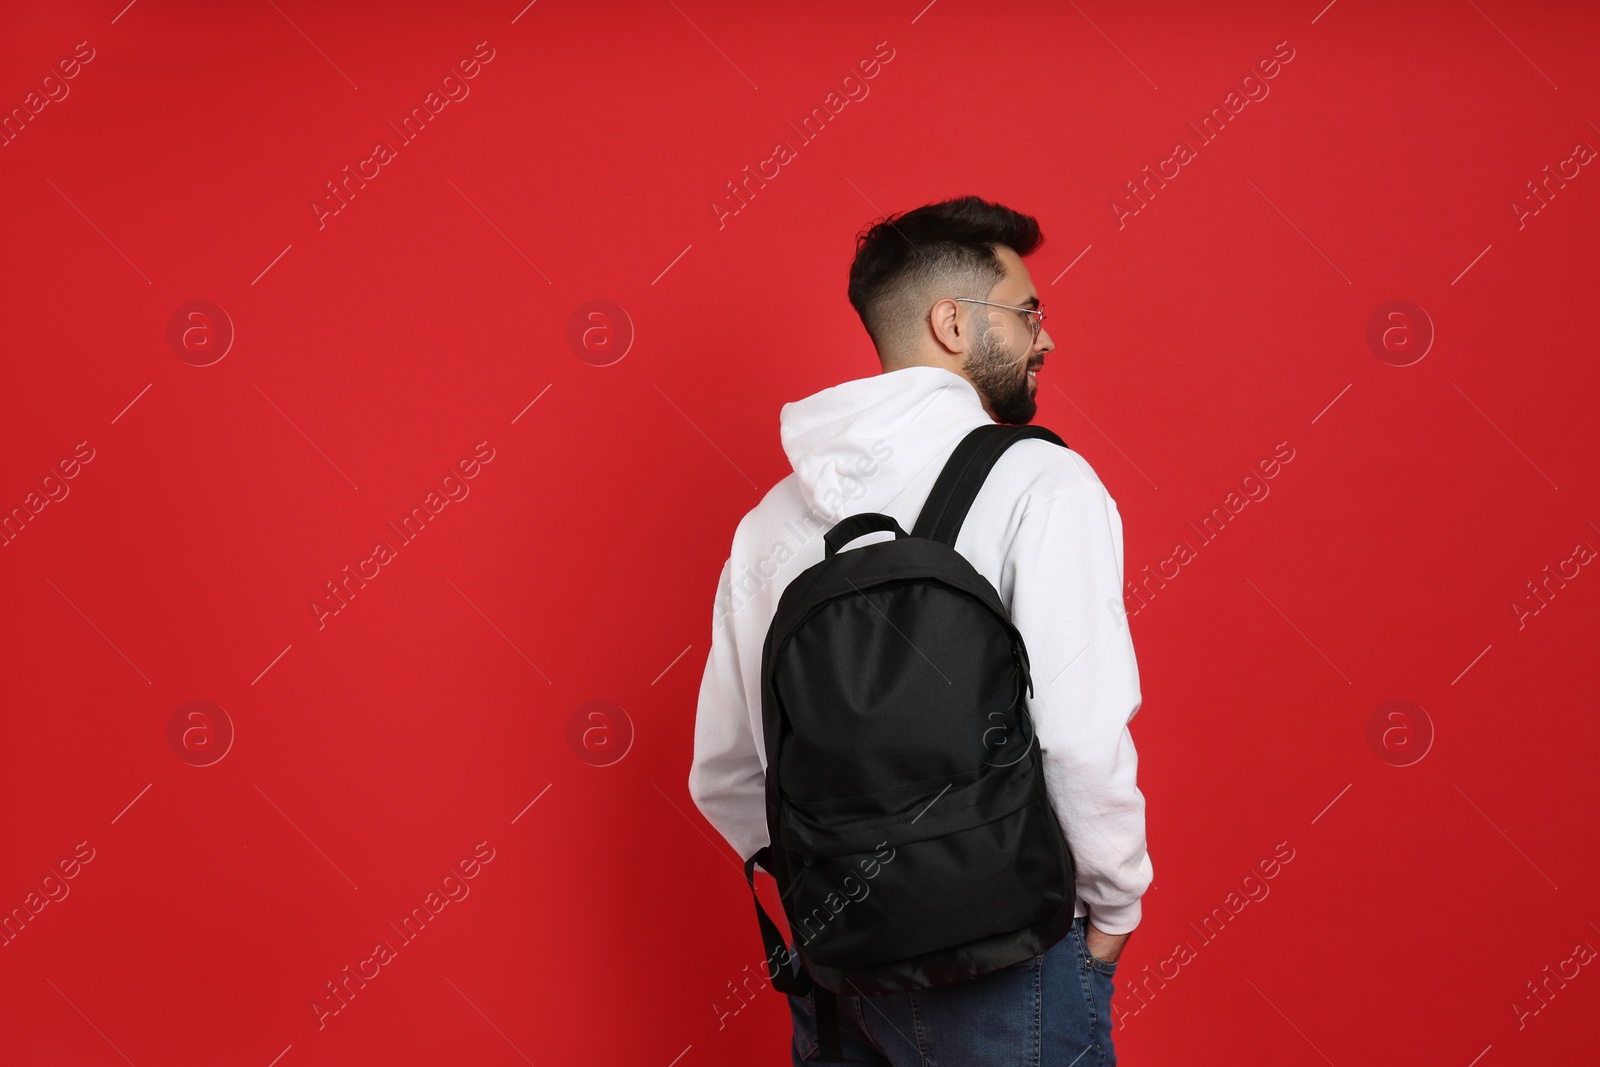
left=847, top=195, right=1042, bottom=358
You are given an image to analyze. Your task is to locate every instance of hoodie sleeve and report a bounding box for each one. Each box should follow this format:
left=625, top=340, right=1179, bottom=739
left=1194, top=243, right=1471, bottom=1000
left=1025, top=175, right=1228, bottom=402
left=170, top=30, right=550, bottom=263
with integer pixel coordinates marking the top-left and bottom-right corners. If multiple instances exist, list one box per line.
left=688, top=556, right=769, bottom=862
left=1006, top=479, right=1153, bottom=935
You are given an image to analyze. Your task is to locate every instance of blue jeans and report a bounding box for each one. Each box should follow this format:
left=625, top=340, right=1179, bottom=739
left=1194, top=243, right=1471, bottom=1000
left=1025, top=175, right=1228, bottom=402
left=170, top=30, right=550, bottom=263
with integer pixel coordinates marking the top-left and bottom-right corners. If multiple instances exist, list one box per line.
left=787, top=916, right=1118, bottom=1066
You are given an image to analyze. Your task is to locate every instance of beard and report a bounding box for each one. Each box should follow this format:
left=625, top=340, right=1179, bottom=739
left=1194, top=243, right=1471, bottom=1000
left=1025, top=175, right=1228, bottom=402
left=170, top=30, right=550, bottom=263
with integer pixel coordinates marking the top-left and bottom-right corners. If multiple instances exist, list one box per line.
left=964, top=325, right=1038, bottom=425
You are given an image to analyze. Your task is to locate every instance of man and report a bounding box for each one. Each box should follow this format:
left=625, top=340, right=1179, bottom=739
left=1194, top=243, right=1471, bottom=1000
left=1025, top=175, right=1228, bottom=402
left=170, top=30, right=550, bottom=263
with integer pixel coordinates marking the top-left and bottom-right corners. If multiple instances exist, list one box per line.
left=689, top=196, right=1152, bottom=1065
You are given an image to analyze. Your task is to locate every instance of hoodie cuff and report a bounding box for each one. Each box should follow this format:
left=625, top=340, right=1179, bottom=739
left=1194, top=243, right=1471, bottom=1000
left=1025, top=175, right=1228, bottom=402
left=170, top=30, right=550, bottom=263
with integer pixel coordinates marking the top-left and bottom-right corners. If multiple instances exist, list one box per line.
left=1087, top=897, right=1142, bottom=936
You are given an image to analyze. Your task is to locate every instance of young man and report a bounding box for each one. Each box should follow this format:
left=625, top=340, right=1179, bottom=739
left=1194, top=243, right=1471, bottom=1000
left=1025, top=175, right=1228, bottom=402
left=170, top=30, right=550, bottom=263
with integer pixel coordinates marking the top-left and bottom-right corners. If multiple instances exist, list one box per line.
left=689, top=196, right=1152, bottom=1065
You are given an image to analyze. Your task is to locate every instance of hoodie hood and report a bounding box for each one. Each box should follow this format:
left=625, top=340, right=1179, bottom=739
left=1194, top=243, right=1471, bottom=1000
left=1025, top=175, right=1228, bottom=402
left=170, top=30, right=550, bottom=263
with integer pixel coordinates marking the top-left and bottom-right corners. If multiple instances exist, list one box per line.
left=779, top=366, right=994, bottom=522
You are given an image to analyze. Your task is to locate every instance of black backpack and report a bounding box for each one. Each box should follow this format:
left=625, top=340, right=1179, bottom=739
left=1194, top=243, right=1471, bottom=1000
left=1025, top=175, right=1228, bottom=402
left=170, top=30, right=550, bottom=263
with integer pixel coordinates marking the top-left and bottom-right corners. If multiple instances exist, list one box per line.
left=743, top=423, right=1078, bottom=1059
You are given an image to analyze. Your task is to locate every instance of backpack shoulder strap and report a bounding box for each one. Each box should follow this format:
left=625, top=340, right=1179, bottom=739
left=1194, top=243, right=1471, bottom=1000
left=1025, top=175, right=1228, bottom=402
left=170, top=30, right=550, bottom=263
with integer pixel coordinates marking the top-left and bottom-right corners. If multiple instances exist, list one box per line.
left=911, top=423, right=1068, bottom=547
left=744, top=847, right=843, bottom=1059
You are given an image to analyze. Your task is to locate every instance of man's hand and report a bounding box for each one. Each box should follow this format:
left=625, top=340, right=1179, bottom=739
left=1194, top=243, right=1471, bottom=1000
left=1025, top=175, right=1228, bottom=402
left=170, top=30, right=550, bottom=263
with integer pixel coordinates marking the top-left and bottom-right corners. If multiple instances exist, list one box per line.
left=1085, top=921, right=1130, bottom=965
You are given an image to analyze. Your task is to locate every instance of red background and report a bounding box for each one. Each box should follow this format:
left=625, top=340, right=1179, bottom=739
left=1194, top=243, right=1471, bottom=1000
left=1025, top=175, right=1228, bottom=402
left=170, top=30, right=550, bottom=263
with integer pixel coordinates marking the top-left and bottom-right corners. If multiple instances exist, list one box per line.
left=3, top=1, right=1597, bottom=1064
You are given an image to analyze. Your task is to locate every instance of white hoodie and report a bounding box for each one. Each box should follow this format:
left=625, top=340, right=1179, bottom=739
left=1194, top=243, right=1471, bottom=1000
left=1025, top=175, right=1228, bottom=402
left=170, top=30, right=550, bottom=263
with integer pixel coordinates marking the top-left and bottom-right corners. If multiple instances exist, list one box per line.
left=688, top=365, right=1153, bottom=934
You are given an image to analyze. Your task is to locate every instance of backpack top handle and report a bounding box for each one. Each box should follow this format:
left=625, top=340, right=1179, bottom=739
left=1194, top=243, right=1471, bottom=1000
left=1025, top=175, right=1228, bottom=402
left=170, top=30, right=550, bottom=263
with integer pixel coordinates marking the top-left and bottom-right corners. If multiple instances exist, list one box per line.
left=911, top=424, right=1068, bottom=547
left=823, top=512, right=909, bottom=557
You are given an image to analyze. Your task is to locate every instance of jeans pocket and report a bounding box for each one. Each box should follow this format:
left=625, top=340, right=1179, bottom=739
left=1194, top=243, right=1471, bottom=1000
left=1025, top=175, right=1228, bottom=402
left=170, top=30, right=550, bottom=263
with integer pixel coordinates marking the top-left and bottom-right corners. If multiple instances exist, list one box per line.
left=1073, top=917, right=1120, bottom=979
left=1071, top=918, right=1119, bottom=974
left=1069, top=919, right=1119, bottom=1065
left=788, top=990, right=820, bottom=1061
left=1084, top=959, right=1118, bottom=1066
left=1085, top=953, right=1119, bottom=978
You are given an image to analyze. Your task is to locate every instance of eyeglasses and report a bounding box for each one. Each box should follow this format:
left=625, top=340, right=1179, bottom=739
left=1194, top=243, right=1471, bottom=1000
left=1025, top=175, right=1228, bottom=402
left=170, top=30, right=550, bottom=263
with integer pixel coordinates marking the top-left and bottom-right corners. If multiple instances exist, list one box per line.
left=954, top=298, right=1045, bottom=344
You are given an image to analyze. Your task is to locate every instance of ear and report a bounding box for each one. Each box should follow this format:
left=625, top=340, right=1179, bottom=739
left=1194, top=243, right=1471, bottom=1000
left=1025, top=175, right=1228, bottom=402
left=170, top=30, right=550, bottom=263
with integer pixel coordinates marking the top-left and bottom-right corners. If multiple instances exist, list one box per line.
left=928, top=297, right=968, bottom=355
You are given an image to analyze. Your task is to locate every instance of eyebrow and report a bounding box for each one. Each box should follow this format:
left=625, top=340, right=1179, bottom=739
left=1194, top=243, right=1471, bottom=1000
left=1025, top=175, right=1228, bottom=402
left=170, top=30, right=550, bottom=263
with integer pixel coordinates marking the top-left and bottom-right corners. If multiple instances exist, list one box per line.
left=1018, top=295, right=1040, bottom=309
